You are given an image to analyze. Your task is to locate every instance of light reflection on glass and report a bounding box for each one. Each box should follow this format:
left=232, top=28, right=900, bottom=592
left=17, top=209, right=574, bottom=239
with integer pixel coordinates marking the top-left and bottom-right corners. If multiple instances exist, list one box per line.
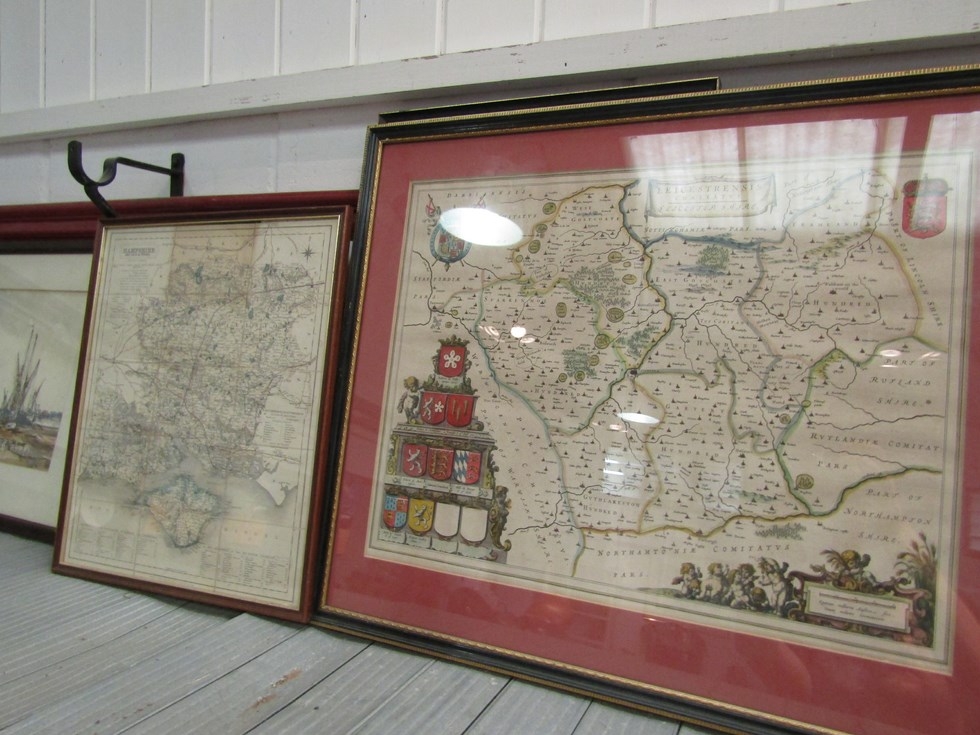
left=483, top=324, right=538, bottom=344
left=618, top=411, right=661, bottom=425
left=627, top=118, right=905, bottom=176
left=438, top=207, right=523, bottom=247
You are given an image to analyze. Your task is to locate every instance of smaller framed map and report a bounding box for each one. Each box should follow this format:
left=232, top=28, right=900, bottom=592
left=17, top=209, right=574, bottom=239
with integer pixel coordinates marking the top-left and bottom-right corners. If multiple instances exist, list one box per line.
left=317, top=68, right=980, bottom=734
left=55, top=205, right=352, bottom=621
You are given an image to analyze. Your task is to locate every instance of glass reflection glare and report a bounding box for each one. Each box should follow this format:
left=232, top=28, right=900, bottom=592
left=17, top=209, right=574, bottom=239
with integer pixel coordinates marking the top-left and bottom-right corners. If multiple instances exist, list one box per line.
left=617, top=411, right=660, bottom=425
left=438, top=207, right=523, bottom=247
left=482, top=323, right=536, bottom=344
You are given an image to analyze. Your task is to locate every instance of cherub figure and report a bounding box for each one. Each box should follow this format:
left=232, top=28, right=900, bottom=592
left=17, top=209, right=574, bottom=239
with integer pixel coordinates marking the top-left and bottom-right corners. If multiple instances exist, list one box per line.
left=758, top=557, right=795, bottom=615
left=700, top=562, right=731, bottom=604
left=396, top=376, right=421, bottom=423
left=728, top=563, right=758, bottom=609
left=745, top=586, right=773, bottom=613
left=835, top=549, right=878, bottom=591
left=672, top=562, right=702, bottom=599
left=813, top=548, right=879, bottom=593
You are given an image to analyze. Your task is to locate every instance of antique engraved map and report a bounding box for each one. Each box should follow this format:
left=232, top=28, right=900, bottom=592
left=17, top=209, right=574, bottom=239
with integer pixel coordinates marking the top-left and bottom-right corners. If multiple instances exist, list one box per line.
left=368, top=151, right=970, bottom=669
left=59, top=217, right=340, bottom=609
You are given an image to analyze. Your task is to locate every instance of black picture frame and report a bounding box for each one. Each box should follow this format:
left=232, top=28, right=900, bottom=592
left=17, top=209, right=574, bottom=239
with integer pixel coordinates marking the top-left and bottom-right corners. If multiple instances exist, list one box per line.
left=317, top=68, right=980, bottom=734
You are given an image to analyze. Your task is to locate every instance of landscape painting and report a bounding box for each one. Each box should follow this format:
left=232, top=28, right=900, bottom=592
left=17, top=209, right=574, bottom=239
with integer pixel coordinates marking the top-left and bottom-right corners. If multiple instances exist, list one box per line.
left=0, top=254, right=90, bottom=527
left=1, top=325, right=65, bottom=471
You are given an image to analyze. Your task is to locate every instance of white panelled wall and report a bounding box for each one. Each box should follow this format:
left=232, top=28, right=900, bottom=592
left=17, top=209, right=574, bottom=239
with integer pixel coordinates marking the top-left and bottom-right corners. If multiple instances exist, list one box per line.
left=0, top=0, right=977, bottom=206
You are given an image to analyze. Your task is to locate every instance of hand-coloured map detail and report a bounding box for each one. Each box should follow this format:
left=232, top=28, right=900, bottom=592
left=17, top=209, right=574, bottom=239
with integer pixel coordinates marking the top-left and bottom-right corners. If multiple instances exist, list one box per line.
left=378, top=335, right=512, bottom=562
left=368, top=154, right=970, bottom=670
left=60, top=218, right=339, bottom=609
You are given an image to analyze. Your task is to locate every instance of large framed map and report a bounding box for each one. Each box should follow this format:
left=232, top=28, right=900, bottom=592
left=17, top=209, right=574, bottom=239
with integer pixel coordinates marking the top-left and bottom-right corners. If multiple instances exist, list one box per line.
left=317, top=69, right=980, bottom=734
left=55, top=206, right=352, bottom=621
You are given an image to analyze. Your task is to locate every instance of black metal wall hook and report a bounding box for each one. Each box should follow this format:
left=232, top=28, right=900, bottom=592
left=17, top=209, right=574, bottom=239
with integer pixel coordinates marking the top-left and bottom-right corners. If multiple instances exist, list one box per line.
left=67, top=140, right=185, bottom=217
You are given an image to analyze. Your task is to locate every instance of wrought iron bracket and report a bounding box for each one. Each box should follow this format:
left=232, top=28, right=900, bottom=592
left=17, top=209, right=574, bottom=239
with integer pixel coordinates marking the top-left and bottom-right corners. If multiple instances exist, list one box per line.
left=67, top=140, right=185, bottom=218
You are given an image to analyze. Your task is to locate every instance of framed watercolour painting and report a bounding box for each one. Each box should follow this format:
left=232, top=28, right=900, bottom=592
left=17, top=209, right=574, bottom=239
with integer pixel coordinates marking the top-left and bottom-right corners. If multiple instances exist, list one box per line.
left=55, top=205, right=352, bottom=622
left=317, top=68, right=980, bottom=733
left=0, top=249, right=90, bottom=533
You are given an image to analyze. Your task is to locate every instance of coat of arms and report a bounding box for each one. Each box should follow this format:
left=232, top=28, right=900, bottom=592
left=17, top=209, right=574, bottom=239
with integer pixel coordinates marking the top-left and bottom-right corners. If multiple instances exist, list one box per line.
left=902, top=178, right=949, bottom=239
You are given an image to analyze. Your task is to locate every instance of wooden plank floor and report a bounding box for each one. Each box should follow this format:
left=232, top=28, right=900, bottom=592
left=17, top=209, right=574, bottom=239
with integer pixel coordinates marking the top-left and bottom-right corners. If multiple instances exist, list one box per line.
left=0, top=532, right=704, bottom=734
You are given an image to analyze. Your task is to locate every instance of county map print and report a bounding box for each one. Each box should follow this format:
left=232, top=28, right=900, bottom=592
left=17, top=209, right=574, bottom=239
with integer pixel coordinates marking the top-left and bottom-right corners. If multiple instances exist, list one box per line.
left=60, top=218, right=339, bottom=609
left=369, top=152, right=969, bottom=669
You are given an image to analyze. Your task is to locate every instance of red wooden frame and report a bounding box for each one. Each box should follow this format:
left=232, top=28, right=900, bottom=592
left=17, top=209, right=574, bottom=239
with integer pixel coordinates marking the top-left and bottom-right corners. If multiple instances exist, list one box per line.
left=0, top=191, right=357, bottom=244
left=0, top=192, right=356, bottom=543
left=31, top=192, right=356, bottom=623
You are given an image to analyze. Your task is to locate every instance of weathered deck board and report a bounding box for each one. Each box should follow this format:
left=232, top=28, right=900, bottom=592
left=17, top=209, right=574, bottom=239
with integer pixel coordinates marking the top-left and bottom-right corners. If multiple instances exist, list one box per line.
left=0, top=533, right=708, bottom=734
left=0, top=533, right=52, bottom=575
left=0, top=568, right=149, bottom=642
left=575, top=700, right=684, bottom=734
left=343, top=657, right=509, bottom=735
left=466, top=679, right=591, bottom=734
left=0, top=589, right=183, bottom=684
left=123, top=626, right=368, bottom=734
left=247, top=641, right=440, bottom=734
left=0, top=603, right=233, bottom=729
left=2, top=614, right=300, bottom=735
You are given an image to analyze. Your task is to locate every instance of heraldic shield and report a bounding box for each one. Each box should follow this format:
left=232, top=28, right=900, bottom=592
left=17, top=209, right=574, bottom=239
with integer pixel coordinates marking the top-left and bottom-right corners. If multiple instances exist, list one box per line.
left=383, top=493, right=408, bottom=530
left=452, top=450, right=481, bottom=485
left=460, top=506, right=488, bottom=544
left=902, top=178, right=949, bottom=239
left=408, top=498, right=435, bottom=534
left=427, top=446, right=454, bottom=481
left=420, top=390, right=447, bottom=425
left=430, top=224, right=471, bottom=266
left=433, top=502, right=461, bottom=537
left=401, top=443, right=427, bottom=477
left=437, top=343, right=466, bottom=378
left=446, top=393, right=476, bottom=427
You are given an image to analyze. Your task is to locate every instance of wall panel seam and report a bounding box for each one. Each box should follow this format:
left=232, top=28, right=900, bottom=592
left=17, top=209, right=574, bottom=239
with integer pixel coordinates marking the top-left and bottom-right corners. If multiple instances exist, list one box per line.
left=436, top=0, right=447, bottom=56
left=204, top=0, right=213, bottom=86
left=144, top=0, right=152, bottom=93
left=89, top=0, right=96, bottom=102
left=274, top=0, right=282, bottom=77
left=351, top=0, right=360, bottom=66
left=39, top=0, right=48, bottom=109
